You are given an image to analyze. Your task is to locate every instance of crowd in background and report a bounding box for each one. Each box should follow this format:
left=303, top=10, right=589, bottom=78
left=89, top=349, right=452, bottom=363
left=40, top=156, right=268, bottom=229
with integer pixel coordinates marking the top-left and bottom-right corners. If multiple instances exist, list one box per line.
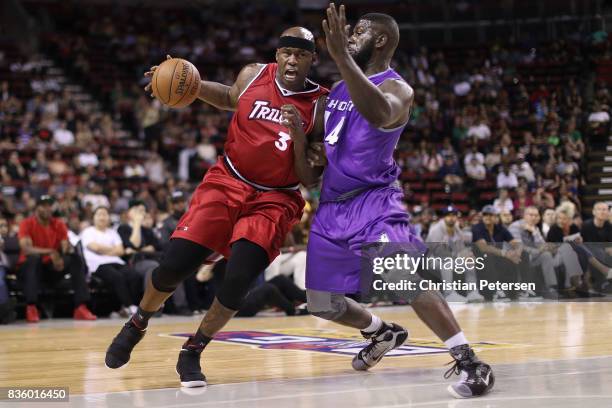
left=1, top=2, right=612, bottom=323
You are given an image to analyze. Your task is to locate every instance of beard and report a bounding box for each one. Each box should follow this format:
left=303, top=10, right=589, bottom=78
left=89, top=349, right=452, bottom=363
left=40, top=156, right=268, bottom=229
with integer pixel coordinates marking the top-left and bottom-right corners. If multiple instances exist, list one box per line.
left=351, top=39, right=375, bottom=69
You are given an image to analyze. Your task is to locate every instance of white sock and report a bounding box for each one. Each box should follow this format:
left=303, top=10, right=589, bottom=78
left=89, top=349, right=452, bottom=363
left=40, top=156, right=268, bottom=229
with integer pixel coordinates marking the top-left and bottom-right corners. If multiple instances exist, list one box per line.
left=607, top=268, right=612, bottom=280
left=363, top=314, right=383, bottom=334
left=444, top=331, right=469, bottom=350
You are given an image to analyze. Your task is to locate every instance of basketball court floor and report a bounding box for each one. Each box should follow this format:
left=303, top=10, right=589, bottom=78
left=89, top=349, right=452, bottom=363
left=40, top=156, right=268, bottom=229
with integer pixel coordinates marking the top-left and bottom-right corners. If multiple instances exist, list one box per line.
left=2, top=302, right=612, bottom=407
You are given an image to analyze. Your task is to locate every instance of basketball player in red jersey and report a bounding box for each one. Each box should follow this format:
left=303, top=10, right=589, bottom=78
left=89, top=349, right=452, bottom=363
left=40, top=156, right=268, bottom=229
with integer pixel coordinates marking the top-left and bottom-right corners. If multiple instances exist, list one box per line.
left=105, top=27, right=327, bottom=388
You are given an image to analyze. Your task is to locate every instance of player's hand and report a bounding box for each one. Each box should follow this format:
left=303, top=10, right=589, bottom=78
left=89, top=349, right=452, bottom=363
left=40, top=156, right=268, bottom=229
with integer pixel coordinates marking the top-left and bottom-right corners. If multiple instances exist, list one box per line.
left=281, top=104, right=306, bottom=143
left=307, top=143, right=327, bottom=167
left=144, top=54, right=172, bottom=96
left=50, top=251, right=64, bottom=271
left=322, top=3, right=350, bottom=63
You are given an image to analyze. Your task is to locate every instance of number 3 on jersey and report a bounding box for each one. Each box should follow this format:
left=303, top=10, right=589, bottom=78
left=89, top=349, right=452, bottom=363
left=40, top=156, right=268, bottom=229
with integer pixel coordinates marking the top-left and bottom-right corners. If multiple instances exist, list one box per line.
left=325, top=116, right=344, bottom=145
left=275, top=131, right=291, bottom=151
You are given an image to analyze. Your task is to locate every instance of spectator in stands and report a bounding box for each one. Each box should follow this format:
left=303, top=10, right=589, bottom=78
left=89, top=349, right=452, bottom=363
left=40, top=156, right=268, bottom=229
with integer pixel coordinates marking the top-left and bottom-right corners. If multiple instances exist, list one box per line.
left=499, top=209, right=514, bottom=229
left=463, top=143, right=484, bottom=168
left=76, top=147, right=99, bottom=168
left=581, top=202, right=612, bottom=287
left=438, top=155, right=464, bottom=188
left=508, top=206, right=559, bottom=298
left=236, top=275, right=308, bottom=317
left=493, top=188, right=514, bottom=214
left=118, top=200, right=192, bottom=314
left=80, top=206, right=141, bottom=317
left=17, top=195, right=96, bottom=322
left=467, top=116, right=491, bottom=140
left=472, top=205, right=522, bottom=301
left=144, top=152, right=166, bottom=185
left=426, top=205, right=483, bottom=303
left=547, top=202, right=611, bottom=295
left=465, top=153, right=486, bottom=181
left=516, top=158, right=536, bottom=185
left=124, top=159, right=146, bottom=179
left=512, top=186, right=533, bottom=217
left=588, top=101, right=610, bottom=127
left=81, top=183, right=110, bottom=210
left=159, top=191, right=188, bottom=245
left=0, top=217, right=17, bottom=324
left=52, top=121, right=75, bottom=146
left=497, top=163, right=518, bottom=189
left=1, top=152, right=27, bottom=183
left=485, top=145, right=502, bottom=170
left=542, top=209, right=556, bottom=238
left=422, top=145, right=443, bottom=173
left=118, top=200, right=161, bottom=284
left=48, top=151, right=69, bottom=177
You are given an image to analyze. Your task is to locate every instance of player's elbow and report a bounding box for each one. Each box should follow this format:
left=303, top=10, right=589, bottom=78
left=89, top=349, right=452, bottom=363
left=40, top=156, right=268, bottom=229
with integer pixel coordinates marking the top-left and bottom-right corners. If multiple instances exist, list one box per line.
left=364, top=104, right=393, bottom=129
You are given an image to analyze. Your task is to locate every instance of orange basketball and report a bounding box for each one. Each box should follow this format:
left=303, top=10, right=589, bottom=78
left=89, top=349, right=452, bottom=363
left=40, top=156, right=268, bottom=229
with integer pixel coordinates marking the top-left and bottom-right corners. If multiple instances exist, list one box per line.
left=151, top=58, right=201, bottom=108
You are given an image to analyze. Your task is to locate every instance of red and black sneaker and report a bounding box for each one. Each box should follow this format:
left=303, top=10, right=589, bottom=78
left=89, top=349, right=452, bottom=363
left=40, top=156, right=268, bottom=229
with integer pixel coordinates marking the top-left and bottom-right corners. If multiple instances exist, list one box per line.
left=105, top=320, right=146, bottom=369
left=176, top=336, right=207, bottom=388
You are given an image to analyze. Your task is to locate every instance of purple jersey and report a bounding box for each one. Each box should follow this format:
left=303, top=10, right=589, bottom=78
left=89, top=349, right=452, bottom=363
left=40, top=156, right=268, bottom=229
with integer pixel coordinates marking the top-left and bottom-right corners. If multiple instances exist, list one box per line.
left=320, top=68, right=406, bottom=202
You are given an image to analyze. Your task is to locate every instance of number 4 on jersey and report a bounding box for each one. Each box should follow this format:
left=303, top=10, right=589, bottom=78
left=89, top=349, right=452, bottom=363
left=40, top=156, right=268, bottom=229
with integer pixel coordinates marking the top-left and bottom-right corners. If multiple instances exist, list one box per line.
left=325, top=116, right=344, bottom=145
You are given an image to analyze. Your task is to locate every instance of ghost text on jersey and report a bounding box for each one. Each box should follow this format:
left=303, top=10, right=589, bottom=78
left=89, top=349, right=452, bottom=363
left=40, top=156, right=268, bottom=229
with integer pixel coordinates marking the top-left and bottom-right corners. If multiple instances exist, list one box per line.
left=327, top=98, right=354, bottom=112
left=248, top=100, right=283, bottom=124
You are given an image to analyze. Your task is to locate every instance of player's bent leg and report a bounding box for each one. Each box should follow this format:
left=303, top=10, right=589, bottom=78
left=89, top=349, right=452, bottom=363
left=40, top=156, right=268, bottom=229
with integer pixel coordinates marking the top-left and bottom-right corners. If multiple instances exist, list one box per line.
left=106, top=238, right=215, bottom=370
left=176, top=239, right=270, bottom=387
left=307, top=289, right=408, bottom=370
left=411, top=290, right=494, bottom=398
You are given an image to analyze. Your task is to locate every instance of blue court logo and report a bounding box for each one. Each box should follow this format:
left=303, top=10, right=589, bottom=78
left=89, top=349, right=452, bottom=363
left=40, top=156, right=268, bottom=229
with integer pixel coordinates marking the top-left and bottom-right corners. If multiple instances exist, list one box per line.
left=164, top=329, right=504, bottom=357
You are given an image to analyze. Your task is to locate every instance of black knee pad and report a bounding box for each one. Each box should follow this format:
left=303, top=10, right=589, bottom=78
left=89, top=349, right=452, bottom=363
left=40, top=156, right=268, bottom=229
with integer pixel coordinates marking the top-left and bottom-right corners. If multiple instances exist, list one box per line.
left=216, top=239, right=270, bottom=311
left=151, top=238, right=216, bottom=293
left=216, top=274, right=254, bottom=311
left=151, top=265, right=181, bottom=293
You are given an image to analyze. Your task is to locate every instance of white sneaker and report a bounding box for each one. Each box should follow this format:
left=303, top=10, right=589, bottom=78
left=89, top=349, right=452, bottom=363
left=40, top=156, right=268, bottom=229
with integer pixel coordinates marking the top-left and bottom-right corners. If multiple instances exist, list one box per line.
left=466, top=291, right=485, bottom=303
left=493, top=290, right=510, bottom=303
left=445, top=291, right=468, bottom=303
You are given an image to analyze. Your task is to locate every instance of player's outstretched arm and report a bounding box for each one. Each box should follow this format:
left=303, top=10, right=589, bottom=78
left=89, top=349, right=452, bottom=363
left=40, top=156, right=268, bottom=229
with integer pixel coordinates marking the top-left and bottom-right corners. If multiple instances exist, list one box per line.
left=322, top=4, right=413, bottom=129
left=144, top=56, right=264, bottom=111
left=197, top=63, right=265, bottom=111
left=281, top=96, right=326, bottom=188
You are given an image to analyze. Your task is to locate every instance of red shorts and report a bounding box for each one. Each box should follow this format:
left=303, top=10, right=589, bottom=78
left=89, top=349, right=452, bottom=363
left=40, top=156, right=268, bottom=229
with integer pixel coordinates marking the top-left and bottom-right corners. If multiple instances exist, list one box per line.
left=171, top=158, right=305, bottom=261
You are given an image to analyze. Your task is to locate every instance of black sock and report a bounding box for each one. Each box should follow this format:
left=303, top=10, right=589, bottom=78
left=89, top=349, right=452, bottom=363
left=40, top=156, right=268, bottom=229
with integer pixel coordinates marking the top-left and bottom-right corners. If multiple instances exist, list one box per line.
left=186, top=329, right=213, bottom=352
left=131, top=307, right=156, bottom=330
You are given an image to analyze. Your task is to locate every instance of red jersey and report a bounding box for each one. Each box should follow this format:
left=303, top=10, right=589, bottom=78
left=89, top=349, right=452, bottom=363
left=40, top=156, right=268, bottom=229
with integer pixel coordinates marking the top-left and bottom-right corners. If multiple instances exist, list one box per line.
left=224, top=63, right=328, bottom=188
left=18, top=216, right=68, bottom=264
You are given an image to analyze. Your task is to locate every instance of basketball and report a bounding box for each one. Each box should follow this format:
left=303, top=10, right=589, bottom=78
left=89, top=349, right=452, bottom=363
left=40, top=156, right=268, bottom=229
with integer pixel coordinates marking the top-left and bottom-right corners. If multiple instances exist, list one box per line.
left=151, top=58, right=201, bottom=108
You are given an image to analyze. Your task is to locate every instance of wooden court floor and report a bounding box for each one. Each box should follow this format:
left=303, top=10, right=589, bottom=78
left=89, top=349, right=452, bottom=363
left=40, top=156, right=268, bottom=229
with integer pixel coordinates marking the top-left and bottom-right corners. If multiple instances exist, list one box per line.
left=1, top=302, right=612, bottom=396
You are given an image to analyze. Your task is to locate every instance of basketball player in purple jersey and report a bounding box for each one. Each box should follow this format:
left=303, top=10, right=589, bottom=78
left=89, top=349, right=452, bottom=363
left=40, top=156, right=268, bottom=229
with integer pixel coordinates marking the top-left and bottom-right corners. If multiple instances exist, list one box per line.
left=281, top=4, right=494, bottom=398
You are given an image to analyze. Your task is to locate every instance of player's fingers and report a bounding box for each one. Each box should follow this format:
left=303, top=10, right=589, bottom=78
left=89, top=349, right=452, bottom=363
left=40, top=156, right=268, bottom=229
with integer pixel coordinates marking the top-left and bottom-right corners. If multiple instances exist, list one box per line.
left=326, top=7, right=336, bottom=33
left=339, top=4, right=346, bottom=28
left=312, top=142, right=324, bottom=151
left=322, top=19, right=330, bottom=36
left=330, top=3, right=339, bottom=28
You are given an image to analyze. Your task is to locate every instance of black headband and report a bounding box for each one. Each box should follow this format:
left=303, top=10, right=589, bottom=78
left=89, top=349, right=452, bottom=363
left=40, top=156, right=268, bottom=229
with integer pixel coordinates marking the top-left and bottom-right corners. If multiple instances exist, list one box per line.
left=278, top=36, right=315, bottom=53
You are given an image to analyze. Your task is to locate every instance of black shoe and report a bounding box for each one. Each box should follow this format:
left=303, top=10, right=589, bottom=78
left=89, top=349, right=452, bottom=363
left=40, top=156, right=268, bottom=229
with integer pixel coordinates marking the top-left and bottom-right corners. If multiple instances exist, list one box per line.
left=105, top=320, right=146, bottom=369
left=352, top=323, right=408, bottom=371
left=176, top=337, right=207, bottom=388
left=445, top=344, right=494, bottom=398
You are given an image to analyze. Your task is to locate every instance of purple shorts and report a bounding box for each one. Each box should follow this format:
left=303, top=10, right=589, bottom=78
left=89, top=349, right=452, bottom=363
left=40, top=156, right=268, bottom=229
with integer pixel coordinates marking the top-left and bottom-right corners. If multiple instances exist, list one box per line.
left=306, top=186, right=424, bottom=293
